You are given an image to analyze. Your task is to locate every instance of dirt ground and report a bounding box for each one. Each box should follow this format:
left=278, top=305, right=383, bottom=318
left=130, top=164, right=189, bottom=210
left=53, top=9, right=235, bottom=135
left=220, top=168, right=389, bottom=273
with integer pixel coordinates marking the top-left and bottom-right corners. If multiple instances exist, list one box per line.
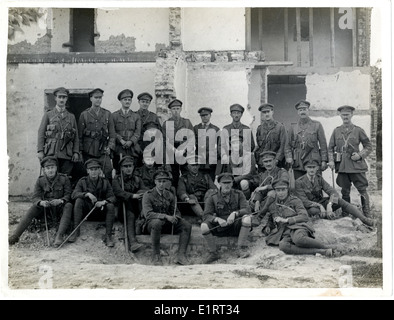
left=3, top=189, right=386, bottom=299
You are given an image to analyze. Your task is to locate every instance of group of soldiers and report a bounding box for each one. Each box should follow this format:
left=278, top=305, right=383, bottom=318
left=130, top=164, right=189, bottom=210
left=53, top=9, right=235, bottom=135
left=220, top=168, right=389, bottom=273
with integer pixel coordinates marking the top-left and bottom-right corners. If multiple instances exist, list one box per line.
left=8, top=86, right=376, bottom=265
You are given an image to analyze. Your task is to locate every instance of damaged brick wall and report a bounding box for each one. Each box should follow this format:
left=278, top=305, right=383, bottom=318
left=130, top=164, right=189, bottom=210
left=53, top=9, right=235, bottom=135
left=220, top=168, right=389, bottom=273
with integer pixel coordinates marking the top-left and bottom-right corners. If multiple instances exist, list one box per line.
left=8, top=33, right=52, bottom=54
left=95, top=34, right=136, bottom=53
left=358, top=8, right=371, bottom=67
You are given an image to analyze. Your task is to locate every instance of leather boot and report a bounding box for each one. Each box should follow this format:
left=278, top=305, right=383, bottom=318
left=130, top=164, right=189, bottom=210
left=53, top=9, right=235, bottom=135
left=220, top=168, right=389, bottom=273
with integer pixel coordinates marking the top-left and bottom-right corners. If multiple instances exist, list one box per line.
left=339, top=199, right=375, bottom=227
left=9, top=206, right=42, bottom=245
left=203, top=233, right=219, bottom=264
left=259, top=196, right=276, bottom=216
left=191, top=204, right=204, bottom=218
left=53, top=203, right=73, bottom=247
left=242, top=188, right=251, bottom=200
left=126, top=211, right=143, bottom=252
left=360, top=191, right=372, bottom=218
left=104, top=204, right=115, bottom=247
left=237, top=226, right=250, bottom=258
left=174, top=222, right=191, bottom=265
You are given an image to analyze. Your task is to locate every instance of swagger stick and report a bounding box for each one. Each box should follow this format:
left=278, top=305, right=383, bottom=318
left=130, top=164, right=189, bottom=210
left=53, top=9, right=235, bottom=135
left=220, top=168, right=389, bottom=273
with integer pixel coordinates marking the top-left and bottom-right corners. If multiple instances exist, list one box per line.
left=43, top=206, right=50, bottom=246
left=119, top=154, right=129, bottom=253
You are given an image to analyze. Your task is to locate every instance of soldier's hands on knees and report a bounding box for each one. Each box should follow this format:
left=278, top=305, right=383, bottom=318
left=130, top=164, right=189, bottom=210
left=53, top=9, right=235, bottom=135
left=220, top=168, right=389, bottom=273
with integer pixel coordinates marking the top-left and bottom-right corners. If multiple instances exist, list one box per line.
left=166, top=215, right=178, bottom=224
left=95, top=200, right=107, bottom=208
left=216, top=217, right=228, bottom=227
left=188, top=198, right=197, bottom=205
left=328, top=161, right=335, bottom=170
left=72, top=153, right=79, bottom=162
left=49, top=199, right=63, bottom=207
left=321, top=161, right=328, bottom=171
left=227, top=212, right=237, bottom=224
left=132, top=193, right=144, bottom=199
left=40, top=200, right=51, bottom=208
left=86, top=192, right=97, bottom=204
left=37, top=151, right=44, bottom=161
left=274, top=216, right=288, bottom=223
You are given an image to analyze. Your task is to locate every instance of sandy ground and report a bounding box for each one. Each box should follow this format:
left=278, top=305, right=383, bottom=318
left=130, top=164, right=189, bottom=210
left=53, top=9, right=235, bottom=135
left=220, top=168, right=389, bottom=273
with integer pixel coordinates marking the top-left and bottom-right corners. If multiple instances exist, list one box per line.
left=3, top=190, right=385, bottom=299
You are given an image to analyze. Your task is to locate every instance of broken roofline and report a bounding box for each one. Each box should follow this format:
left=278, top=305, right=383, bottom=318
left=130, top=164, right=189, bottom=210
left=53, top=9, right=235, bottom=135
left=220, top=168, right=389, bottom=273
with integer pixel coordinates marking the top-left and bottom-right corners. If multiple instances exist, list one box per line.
left=141, top=125, right=253, bottom=175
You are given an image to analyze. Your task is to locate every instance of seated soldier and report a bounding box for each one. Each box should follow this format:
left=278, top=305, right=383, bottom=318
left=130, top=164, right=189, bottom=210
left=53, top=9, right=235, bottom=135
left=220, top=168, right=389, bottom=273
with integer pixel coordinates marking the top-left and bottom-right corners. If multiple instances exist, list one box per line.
left=295, top=159, right=375, bottom=227
left=201, top=173, right=252, bottom=263
left=112, top=155, right=145, bottom=253
left=250, top=151, right=290, bottom=216
left=70, top=159, right=117, bottom=247
left=220, top=136, right=257, bottom=200
left=264, top=179, right=338, bottom=256
left=8, top=156, right=73, bottom=247
left=177, top=155, right=217, bottom=219
left=141, top=170, right=192, bottom=266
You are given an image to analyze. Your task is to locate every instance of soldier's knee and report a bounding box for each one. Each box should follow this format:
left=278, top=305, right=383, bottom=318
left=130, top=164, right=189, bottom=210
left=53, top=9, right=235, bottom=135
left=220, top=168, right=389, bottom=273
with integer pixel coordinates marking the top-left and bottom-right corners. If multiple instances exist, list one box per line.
left=279, top=240, right=292, bottom=254
left=308, top=207, right=321, bottom=217
left=201, top=223, right=211, bottom=235
left=74, top=198, right=84, bottom=209
left=63, top=202, right=73, bottom=210
left=150, top=219, right=164, bottom=231
left=241, top=215, right=252, bottom=227
left=240, top=180, right=250, bottom=191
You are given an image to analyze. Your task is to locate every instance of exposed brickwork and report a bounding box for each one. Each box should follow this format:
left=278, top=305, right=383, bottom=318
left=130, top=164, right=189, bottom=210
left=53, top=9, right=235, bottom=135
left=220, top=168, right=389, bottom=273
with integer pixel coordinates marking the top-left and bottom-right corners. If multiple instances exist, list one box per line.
left=357, top=8, right=371, bottom=67
left=7, top=34, right=52, bottom=54
left=95, top=34, right=136, bottom=53
left=169, top=7, right=182, bottom=49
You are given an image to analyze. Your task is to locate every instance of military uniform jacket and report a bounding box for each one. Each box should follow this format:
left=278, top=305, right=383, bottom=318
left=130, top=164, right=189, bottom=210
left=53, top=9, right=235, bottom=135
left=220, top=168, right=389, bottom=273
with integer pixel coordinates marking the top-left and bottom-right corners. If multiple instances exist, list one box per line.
left=221, top=122, right=256, bottom=155
left=142, top=187, right=181, bottom=222
left=193, top=123, right=221, bottom=162
left=78, top=107, right=116, bottom=157
left=252, top=167, right=290, bottom=201
left=203, top=189, right=251, bottom=223
left=134, top=164, right=172, bottom=189
left=112, top=109, right=142, bottom=155
left=137, top=109, right=162, bottom=140
left=72, top=176, right=116, bottom=203
left=255, top=120, right=287, bottom=162
left=112, top=173, right=145, bottom=202
left=285, top=117, right=328, bottom=171
left=223, top=151, right=257, bottom=181
left=265, top=195, right=314, bottom=246
left=32, top=173, right=72, bottom=207
left=37, top=108, right=79, bottom=160
left=295, top=174, right=339, bottom=209
left=328, top=124, right=372, bottom=173
left=177, top=171, right=217, bottom=201
left=163, top=117, right=194, bottom=150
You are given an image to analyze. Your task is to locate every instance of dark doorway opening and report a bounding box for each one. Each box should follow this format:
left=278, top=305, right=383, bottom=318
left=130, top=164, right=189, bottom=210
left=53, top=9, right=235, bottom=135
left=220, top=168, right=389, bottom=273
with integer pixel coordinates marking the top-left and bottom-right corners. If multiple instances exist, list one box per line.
left=267, top=74, right=306, bottom=129
left=70, top=8, right=95, bottom=52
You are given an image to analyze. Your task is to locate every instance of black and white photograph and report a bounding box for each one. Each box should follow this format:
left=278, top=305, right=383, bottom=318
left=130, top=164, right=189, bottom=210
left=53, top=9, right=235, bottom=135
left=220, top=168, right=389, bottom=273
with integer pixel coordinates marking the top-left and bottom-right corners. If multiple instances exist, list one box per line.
left=1, top=0, right=392, bottom=301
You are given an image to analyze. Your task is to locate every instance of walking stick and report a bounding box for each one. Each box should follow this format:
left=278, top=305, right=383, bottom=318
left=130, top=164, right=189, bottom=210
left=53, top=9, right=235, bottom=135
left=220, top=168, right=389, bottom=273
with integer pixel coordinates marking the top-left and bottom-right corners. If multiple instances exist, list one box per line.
left=119, top=154, right=129, bottom=253
left=172, top=193, right=177, bottom=235
left=208, top=210, right=261, bottom=232
left=56, top=205, right=98, bottom=250
left=43, top=206, right=50, bottom=246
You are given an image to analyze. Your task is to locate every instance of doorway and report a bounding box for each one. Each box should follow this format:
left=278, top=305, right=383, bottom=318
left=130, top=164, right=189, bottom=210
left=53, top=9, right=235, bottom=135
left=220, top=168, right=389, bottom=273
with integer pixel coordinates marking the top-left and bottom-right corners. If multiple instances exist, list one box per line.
left=267, top=74, right=306, bottom=129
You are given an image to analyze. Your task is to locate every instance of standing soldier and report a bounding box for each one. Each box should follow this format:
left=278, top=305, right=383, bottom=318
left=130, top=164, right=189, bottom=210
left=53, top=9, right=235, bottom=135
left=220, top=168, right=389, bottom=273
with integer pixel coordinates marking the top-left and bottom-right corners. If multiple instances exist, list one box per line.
left=112, top=89, right=142, bottom=174
left=136, top=92, right=162, bottom=165
left=162, top=99, right=194, bottom=187
left=295, top=159, right=375, bottom=227
left=112, top=155, right=144, bottom=252
left=220, top=104, right=256, bottom=166
left=193, top=107, right=220, bottom=181
left=201, top=173, right=252, bottom=263
left=285, top=100, right=328, bottom=180
left=142, top=170, right=192, bottom=266
left=8, top=156, right=73, bottom=247
left=328, top=105, right=373, bottom=218
left=37, top=87, right=79, bottom=177
left=70, top=159, right=117, bottom=246
left=255, top=103, right=288, bottom=169
left=78, top=88, right=116, bottom=181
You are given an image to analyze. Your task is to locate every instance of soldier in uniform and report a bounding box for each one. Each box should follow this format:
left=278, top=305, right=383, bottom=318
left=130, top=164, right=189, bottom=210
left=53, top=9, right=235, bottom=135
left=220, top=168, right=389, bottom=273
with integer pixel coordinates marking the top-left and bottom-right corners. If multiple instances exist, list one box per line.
left=255, top=103, right=288, bottom=170
left=8, top=156, right=73, bottom=247
left=162, top=99, right=194, bottom=187
left=112, top=89, right=142, bottom=174
left=264, top=179, right=337, bottom=256
left=328, top=105, right=373, bottom=218
left=136, top=92, right=162, bottom=165
left=112, top=155, right=144, bottom=252
left=37, top=87, right=79, bottom=177
left=193, top=107, right=220, bottom=181
left=78, top=88, right=115, bottom=181
left=201, top=173, right=252, bottom=263
left=177, top=155, right=217, bottom=219
left=141, top=170, right=192, bottom=266
left=70, top=159, right=117, bottom=247
left=285, top=100, right=328, bottom=180
left=295, top=159, right=375, bottom=227
left=250, top=151, right=289, bottom=230
left=220, top=104, right=256, bottom=167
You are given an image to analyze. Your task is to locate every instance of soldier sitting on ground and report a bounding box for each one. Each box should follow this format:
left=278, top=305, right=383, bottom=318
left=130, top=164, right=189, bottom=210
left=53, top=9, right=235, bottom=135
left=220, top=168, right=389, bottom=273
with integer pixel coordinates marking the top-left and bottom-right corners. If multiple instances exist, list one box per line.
left=177, top=155, right=217, bottom=220
left=112, top=155, right=145, bottom=253
left=264, top=179, right=339, bottom=257
left=9, top=156, right=73, bottom=247
left=201, top=173, right=252, bottom=264
left=69, top=159, right=117, bottom=247
left=295, top=159, right=375, bottom=227
left=141, top=170, right=192, bottom=266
